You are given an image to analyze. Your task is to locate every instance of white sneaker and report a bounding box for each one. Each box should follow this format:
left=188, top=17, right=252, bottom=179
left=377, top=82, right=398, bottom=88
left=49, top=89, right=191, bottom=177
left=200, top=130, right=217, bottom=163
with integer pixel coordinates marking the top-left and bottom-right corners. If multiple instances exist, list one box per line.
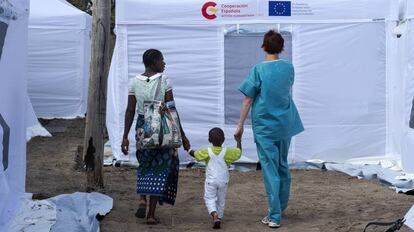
left=268, top=221, right=280, bottom=228
left=261, top=216, right=280, bottom=228
left=261, top=216, right=270, bottom=225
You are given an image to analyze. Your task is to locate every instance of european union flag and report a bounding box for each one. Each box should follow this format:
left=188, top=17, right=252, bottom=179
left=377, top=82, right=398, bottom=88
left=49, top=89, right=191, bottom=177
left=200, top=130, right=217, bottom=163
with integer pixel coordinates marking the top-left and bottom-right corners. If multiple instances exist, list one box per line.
left=269, top=1, right=291, bottom=16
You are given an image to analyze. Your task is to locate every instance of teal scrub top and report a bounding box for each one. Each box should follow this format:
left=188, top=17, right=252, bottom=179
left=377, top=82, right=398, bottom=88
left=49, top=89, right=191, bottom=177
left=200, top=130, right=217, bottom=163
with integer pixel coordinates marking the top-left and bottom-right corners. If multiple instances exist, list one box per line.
left=239, top=59, right=304, bottom=142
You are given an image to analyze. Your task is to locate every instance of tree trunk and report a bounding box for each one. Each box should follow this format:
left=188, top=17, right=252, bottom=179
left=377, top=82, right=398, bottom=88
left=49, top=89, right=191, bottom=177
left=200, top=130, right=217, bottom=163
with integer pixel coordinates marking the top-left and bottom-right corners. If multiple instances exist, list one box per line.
left=83, top=0, right=111, bottom=191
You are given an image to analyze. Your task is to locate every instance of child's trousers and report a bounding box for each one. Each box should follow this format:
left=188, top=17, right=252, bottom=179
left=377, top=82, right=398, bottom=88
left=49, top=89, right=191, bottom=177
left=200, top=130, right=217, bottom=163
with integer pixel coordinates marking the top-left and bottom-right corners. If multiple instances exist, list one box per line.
left=204, top=180, right=228, bottom=219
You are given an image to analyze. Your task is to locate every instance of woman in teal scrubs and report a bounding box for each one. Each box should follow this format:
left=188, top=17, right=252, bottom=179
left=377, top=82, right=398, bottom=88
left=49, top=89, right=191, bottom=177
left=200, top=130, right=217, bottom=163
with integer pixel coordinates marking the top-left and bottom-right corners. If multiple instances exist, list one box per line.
left=234, top=30, right=304, bottom=228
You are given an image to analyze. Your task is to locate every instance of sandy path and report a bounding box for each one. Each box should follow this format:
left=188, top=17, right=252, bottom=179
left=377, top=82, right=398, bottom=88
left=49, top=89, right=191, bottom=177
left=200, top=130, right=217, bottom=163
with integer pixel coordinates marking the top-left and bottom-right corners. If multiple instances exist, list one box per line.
left=26, top=119, right=414, bottom=232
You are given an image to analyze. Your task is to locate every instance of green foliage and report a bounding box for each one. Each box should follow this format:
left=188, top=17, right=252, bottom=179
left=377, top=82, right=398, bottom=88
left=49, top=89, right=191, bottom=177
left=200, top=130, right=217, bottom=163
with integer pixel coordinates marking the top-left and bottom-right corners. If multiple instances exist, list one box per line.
left=66, top=0, right=115, bottom=32
left=67, top=0, right=85, bottom=9
left=65, top=0, right=116, bottom=49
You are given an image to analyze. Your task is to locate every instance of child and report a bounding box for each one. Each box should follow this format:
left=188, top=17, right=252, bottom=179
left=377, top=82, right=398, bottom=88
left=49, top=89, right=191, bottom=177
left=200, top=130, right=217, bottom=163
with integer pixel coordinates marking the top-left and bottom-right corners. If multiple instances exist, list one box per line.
left=187, top=127, right=241, bottom=229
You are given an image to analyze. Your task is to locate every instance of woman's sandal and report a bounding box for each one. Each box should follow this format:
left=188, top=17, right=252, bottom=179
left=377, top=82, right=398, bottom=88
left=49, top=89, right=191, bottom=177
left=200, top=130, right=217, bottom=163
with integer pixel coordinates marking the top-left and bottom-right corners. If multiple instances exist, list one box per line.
left=134, top=202, right=147, bottom=218
left=146, top=217, right=160, bottom=225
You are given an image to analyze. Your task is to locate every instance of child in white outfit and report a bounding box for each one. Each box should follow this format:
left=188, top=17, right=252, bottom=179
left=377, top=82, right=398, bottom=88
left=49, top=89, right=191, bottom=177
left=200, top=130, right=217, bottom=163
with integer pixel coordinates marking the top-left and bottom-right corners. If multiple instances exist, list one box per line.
left=188, top=127, right=241, bottom=229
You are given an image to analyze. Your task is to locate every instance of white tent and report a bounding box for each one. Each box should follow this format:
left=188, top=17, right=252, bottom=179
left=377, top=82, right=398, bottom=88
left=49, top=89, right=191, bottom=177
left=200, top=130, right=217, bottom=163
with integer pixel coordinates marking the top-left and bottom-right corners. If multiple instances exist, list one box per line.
left=27, top=0, right=91, bottom=118
left=25, top=95, right=51, bottom=141
left=399, top=0, right=414, bottom=173
left=0, top=0, right=29, bottom=230
left=107, top=0, right=414, bottom=172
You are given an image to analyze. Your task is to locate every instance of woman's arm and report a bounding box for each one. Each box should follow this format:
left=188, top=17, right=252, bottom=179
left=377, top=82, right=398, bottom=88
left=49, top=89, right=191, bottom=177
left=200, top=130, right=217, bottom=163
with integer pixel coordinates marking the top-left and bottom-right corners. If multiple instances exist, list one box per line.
left=165, top=90, right=191, bottom=151
left=121, top=95, right=137, bottom=155
left=234, top=96, right=253, bottom=141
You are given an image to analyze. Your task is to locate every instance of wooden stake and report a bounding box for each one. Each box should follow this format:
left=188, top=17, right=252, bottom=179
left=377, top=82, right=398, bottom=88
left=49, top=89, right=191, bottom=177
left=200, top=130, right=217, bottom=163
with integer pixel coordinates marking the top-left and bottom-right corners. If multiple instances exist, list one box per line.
left=84, top=0, right=111, bottom=191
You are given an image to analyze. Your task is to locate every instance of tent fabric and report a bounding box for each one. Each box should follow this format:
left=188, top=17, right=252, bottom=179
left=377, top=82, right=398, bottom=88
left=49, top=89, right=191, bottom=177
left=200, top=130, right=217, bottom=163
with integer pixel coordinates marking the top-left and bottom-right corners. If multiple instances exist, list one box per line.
left=292, top=22, right=386, bottom=162
left=0, top=0, right=29, bottom=230
left=27, top=0, right=91, bottom=118
left=107, top=0, right=414, bottom=172
left=25, top=95, right=51, bottom=141
left=26, top=123, right=51, bottom=141
left=116, top=0, right=398, bottom=25
left=29, top=0, right=89, bottom=29
left=400, top=18, right=414, bottom=173
left=407, top=0, right=414, bottom=19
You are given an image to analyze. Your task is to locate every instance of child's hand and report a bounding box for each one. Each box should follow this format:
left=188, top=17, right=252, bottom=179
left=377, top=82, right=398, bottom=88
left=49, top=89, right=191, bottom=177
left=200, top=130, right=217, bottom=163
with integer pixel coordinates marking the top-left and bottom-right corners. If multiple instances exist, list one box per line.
left=187, top=148, right=196, bottom=158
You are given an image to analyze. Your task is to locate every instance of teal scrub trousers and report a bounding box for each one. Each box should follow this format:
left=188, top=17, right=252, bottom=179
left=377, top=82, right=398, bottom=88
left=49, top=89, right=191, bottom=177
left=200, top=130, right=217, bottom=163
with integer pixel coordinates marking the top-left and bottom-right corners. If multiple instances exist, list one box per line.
left=256, top=138, right=291, bottom=224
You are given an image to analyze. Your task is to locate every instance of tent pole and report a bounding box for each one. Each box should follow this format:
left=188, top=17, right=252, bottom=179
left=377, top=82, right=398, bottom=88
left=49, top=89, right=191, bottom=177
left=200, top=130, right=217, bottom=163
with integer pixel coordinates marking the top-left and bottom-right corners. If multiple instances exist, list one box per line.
left=83, top=0, right=111, bottom=191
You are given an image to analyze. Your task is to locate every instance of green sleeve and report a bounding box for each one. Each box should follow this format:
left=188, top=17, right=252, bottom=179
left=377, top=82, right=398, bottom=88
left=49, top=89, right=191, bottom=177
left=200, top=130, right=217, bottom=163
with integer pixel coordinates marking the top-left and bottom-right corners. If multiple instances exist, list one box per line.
left=194, top=148, right=209, bottom=162
left=224, top=147, right=241, bottom=165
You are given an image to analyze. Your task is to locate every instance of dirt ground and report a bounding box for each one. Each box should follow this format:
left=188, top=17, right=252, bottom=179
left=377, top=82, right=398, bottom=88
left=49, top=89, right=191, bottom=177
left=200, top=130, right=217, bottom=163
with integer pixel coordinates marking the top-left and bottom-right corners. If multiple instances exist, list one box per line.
left=26, top=119, right=414, bottom=232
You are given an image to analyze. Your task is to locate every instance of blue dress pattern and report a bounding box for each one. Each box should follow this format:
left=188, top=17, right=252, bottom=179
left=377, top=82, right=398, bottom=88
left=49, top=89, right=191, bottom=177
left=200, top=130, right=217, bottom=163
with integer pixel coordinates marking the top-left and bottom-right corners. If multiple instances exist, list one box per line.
left=135, top=115, right=179, bottom=205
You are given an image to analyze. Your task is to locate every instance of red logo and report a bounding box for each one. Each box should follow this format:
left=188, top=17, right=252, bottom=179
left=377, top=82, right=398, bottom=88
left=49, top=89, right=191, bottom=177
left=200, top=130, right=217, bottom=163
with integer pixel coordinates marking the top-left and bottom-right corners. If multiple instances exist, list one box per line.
left=202, top=2, right=218, bottom=20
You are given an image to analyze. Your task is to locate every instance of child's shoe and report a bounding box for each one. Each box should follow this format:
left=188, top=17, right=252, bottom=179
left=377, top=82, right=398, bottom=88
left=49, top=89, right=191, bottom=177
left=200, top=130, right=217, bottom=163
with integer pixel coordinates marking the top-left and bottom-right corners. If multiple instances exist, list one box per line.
left=213, top=218, right=221, bottom=229
left=212, top=212, right=221, bottom=229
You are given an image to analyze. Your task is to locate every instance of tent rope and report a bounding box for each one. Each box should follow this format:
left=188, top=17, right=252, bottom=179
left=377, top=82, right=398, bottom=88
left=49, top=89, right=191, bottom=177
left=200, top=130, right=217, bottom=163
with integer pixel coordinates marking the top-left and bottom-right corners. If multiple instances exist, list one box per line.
left=363, top=218, right=405, bottom=232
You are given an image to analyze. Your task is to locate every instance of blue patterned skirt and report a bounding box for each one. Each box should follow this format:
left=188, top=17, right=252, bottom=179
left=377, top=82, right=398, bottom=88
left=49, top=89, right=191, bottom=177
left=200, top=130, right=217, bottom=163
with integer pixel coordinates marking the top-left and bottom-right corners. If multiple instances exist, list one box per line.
left=136, top=115, right=179, bottom=205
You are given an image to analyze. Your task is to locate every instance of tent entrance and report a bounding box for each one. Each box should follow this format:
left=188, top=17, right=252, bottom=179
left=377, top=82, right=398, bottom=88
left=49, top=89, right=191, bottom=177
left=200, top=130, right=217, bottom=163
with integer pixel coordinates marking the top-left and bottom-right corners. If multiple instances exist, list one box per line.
left=224, top=28, right=292, bottom=125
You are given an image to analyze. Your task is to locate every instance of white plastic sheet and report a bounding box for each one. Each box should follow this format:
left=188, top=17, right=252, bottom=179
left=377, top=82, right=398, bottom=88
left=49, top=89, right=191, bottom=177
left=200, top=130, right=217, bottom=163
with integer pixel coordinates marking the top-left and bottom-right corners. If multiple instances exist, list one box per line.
left=405, top=205, right=414, bottom=230
left=7, top=192, right=113, bottom=232
left=323, top=163, right=414, bottom=193
left=7, top=194, right=56, bottom=232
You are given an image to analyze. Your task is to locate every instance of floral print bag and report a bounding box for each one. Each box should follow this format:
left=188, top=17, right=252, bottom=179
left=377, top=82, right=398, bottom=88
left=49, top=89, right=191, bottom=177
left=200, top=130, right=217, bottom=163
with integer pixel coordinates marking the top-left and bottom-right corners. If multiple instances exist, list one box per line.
left=137, top=76, right=182, bottom=149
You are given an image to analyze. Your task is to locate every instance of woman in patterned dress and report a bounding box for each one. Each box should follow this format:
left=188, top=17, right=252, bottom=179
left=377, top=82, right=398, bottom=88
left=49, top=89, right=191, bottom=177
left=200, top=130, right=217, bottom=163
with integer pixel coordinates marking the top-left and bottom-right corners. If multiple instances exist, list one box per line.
left=121, top=49, right=190, bottom=225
